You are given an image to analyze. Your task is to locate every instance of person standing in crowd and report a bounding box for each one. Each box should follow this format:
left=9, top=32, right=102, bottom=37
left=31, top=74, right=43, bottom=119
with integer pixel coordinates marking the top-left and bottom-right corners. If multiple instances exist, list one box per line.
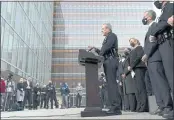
left=16, top=78, right=25, bottom=110
left=75, top=82, right=83, bottom=108
left=122, top=48, right=136, bottom=112
left=116, top=55, right=124, bottom=111
left=23, top=77, right=33, bottom=110
left=4, top=73, right=15, bottom=111
left=60, top=82, right=70, bottom=109
left=88, top=23, right=122, bottom=115
left=127, top=38, right=148, bottom=112
left=46, top=81, right=54, bottom=109
left=33, top=83, right=41, bottom=110
left=142, top=9, right=173, bottom=116
left=144, top=1, right=174, bottom=119
left=53, top=83, right=59, bottom=108
left=40, top=85, right=47, bottom=109
left=0, top=78, right=6, bottom=111
left=98, top=72, right=108, bottom=109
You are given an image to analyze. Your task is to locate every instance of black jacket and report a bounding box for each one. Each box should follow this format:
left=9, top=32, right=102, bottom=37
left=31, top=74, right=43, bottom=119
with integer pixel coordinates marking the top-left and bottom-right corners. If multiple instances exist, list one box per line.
left=122, top=56, right=136, bottom=94
left=144, top=22, right=162, bottom=63
left=129, top=46, right=146, bottom=69
left=95, top=32, right=118, bottom=56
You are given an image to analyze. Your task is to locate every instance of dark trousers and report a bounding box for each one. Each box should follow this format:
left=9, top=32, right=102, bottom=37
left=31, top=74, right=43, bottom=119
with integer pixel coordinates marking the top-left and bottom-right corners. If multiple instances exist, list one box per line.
left=128, top=94, right=136, bottom=111
left=134, top=68, right=148, bottom=112
left=4, top=92, right=13, bottom=111
left=148, top=62, right=173, bottom=110
left=53, top=95, right=58, bottom=107
left=46, top=93, right=53, bottom=109
left=24, top=89, right=32, bottom=108
left=40, top=94, right=46, bottom=108
left=33, top=94, right=39, bottom=109
left=103, top=57, right=121, bottom=111
left=124, top=94, right=136, bottom=111
left=76, top=93, right=82, bottom=108
left=124, top=94, right=129, bottom=111
left=144, top=70, right=153, bottom=96
left=158, top=39, right=173, bottom=93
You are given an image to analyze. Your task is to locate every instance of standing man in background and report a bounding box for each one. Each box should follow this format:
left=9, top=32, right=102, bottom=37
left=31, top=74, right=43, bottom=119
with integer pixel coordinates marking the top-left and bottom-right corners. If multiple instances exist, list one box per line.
left=142, top=9, right=173, bottom=115
left=24, top=77, right=33, bottom=110
left=75, top=82, right=83, bottom=108
left=88, top=23, right=122, bottom=115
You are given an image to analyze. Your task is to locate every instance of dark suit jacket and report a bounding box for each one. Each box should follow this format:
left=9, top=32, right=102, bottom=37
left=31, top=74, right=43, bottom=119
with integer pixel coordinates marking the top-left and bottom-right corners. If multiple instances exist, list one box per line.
left=144, top=22, right=162, bottom=63
left=129, top=46, right=146, bottom=69
left=122, top=56, right=136, bottom=94
left=95, top=32, right=118, bottom=56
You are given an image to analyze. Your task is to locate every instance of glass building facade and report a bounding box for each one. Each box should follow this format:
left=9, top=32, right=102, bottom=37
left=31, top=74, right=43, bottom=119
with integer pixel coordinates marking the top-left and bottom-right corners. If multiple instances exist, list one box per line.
left=1, top=2, right=53, bottom=84
left=52, top=1, right=153, bottom=87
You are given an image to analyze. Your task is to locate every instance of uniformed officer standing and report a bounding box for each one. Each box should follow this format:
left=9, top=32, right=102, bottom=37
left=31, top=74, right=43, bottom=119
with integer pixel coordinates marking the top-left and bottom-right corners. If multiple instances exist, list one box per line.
left=144, top=1, right=173, bottom=119
left=33, top=83, right=41, bottom=110
left=40, top=85, right=47, bottom=109
left=88, top=23, right=122, bottom=115
left=98, top=72, right=108, bottom=109
left=141, top=9, right=173, bottom=115
left=46, top=81, right=54, bottom=109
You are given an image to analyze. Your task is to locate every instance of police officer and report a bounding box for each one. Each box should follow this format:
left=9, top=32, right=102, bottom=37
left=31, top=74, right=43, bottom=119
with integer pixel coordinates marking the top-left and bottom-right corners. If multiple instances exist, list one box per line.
left=99, top=72, right=108, bottom=109
left=46, top=81, right=54, bottom=109
left=141, top=9, right=173, bottom=115
left=53, top=84, right=58, bottom=108
left=145, top=1, right=173, bottom=119
left=88, top=23, right=122, bottom=115
left=40, top=85, right=47, bottom=109
left=33, top=83, right=41, bottom=110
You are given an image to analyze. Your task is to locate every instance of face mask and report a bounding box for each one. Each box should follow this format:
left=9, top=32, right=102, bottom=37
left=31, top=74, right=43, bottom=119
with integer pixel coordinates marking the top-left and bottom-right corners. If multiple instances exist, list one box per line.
left=154, top=1, right=163, bottom=9
left=130, top=43, right=135, bottom=47
left=124, top=52, right=129, bottom=56
left=142, top=18, right=148, bottom=25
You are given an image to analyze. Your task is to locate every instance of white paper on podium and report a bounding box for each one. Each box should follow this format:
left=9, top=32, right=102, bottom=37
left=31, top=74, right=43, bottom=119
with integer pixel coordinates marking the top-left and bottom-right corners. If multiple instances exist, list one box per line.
left=131, top=70, right=135, bottom=78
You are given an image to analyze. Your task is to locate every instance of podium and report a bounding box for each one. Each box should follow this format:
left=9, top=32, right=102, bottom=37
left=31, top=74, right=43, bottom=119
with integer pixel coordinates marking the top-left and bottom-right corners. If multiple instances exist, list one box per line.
left=78, top=49, right=107, bottom=117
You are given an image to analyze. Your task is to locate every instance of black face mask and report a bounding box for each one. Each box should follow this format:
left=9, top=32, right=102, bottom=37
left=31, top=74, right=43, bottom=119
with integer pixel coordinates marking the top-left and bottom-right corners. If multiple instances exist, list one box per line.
left=130, top=43, right=135, bottom=47
left=142, top=18, right=148, bottom=25
left=154, top=1, right=163, bottom=9
left=124, top=52, right=129, bottom=56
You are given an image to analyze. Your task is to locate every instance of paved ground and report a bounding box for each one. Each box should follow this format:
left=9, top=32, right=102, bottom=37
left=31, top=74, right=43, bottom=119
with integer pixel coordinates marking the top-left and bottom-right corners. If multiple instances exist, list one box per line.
left=1, top=108, right=165, bottom=119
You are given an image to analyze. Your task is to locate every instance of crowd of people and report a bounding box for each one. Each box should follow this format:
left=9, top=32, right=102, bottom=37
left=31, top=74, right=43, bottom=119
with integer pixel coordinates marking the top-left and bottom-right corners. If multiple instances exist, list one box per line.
left=0, top=73, right=85, bottom=112
left=0, top=74, right=59, bottom=111
left=90, top=1, right=173, bottom=119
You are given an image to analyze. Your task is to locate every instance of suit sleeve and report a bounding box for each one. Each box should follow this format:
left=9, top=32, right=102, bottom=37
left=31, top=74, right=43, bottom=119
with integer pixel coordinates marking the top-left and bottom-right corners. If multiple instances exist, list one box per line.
left=100, top=34, right=116, bottom=56
left=130, top=46, right=144, bottom=69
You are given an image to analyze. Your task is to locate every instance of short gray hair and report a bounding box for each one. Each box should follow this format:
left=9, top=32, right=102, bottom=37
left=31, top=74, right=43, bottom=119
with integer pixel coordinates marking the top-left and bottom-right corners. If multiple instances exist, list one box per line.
left=103, top=23, right=112, bottom=32
left=146, top=10, right=156, bottom=20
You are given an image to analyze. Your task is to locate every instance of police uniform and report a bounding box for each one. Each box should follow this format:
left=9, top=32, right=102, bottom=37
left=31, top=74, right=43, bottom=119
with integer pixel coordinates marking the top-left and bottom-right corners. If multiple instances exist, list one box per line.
left=144, top=21, right=173, bottom=113
left=95, top=32, right=121, bottom=114
left=150, top=1, right=174, bottom=93
left=151, top=1, right=174, bottom=119
left=40, top=87, right=47, bottom=108
left=33, top=86, right=41, bottom=109
left=46, top=84, right=54, bottom=109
